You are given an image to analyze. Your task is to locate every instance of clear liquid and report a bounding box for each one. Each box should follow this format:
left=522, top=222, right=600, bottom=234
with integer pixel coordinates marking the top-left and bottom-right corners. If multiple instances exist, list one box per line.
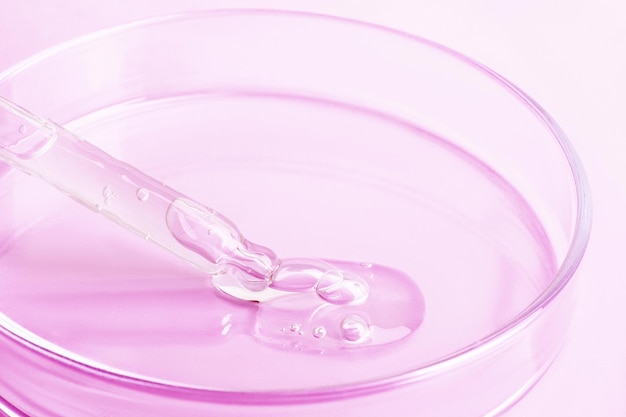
left=0, top=92, right=555, bottom=391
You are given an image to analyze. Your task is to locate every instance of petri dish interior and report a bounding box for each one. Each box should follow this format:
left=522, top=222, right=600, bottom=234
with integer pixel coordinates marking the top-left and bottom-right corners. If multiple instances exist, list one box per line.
left=0, top=10, right=590, bottom=417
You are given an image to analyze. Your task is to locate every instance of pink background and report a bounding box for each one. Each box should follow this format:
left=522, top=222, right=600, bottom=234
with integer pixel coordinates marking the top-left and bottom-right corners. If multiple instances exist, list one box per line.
left=1, top=1, right=624, bottom=415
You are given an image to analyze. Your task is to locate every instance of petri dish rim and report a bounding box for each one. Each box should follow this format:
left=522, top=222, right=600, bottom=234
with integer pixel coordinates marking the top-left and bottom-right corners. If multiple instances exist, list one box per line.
left=0, top=8, right=592, bottom=404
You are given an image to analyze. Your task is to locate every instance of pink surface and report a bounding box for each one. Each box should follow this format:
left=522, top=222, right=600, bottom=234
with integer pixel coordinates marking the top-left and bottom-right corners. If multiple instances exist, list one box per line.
left=0, top=1, right=624, bottom=416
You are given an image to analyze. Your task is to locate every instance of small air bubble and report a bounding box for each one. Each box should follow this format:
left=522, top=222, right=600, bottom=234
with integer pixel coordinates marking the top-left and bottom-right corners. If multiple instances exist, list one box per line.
left=316, top=270, right=369, bottom=305
left=340, top=315, right=370, bottom=343
left=18, top=125, right=26, bottom=134
left=290, top=323, right=301, bottom=333
left=312, top=326, right=327, bottom=339
left=136, top=188, right=149, bottom=201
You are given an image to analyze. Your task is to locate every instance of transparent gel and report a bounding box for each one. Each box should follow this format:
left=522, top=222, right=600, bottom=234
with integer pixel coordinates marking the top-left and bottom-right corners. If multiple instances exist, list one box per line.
left=0, top=10, right=590, bottom=417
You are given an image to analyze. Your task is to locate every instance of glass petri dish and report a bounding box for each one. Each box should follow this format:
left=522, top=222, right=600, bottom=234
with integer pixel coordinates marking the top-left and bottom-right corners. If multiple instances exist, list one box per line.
left=0, top=10, right=590, bottom=417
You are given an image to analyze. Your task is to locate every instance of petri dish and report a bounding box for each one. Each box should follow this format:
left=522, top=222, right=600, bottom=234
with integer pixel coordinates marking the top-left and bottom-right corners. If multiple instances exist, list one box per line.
left=0, top=10, right=590, bottom=417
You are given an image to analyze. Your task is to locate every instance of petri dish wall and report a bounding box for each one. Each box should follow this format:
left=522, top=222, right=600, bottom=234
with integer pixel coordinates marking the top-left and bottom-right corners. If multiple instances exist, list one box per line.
left=0, top=10, right=590, bottom=417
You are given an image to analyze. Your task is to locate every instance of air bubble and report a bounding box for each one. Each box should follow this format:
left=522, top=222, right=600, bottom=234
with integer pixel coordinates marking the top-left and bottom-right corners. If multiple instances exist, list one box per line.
left=312, top=326, right=327, bottom=339
left=136, top=188, right=149, bottom=201
left=340, top=315, right=370, bottom=343
left=289, top=323, right=301, bottom=333
left=18, top=125, right=26, bottom=134
left=316, top=270, right=369, bottom=305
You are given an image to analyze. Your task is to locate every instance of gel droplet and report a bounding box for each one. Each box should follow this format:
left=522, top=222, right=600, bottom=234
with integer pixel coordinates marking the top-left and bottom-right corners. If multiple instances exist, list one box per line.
left=162, top=197, right=423, bottom=354
left=136, top=188, right=149, bottom=201
left=254, top=261, right=425, bottom=354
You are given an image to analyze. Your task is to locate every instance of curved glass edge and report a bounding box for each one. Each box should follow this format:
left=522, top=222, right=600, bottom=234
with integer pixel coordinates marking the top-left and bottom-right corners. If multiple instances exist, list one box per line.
left=0, top=395, right=25, bottom=417
left=0, top=8, right=592, bottom=403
